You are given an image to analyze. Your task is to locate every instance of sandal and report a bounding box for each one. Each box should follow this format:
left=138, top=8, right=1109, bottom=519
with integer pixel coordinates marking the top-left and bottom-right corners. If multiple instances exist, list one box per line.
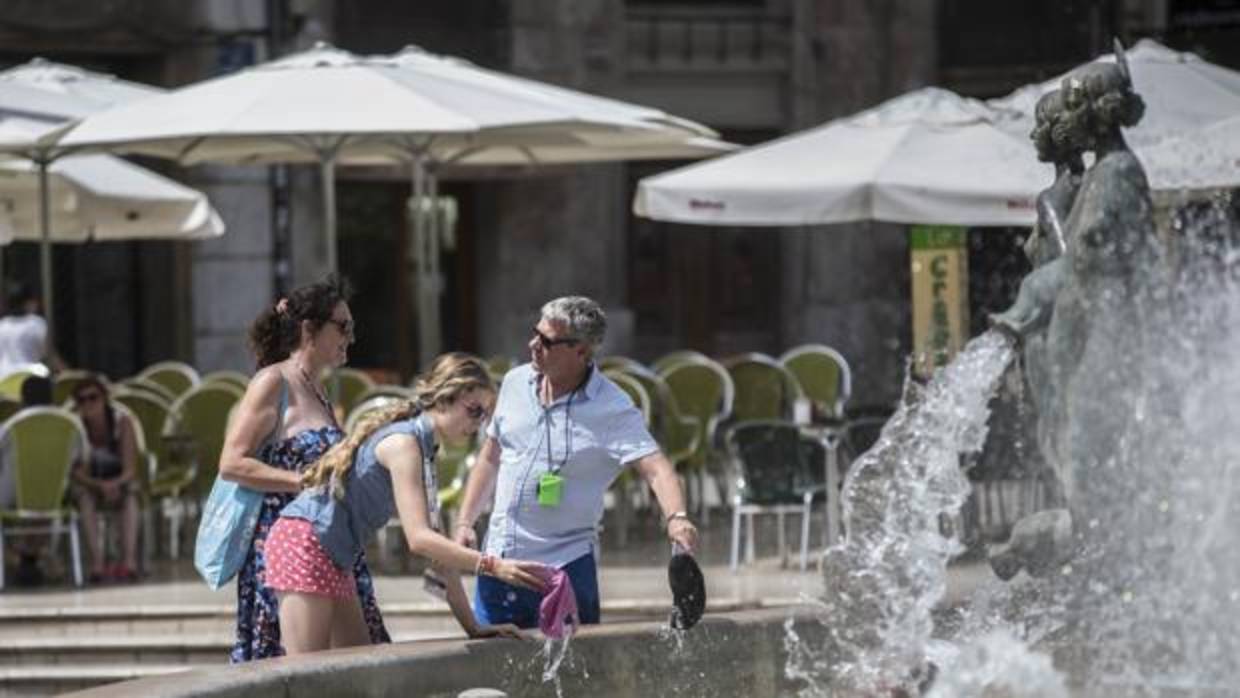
left=667, top=552, right=706, bottom=630
left=112, top=565, right=139, bottom=583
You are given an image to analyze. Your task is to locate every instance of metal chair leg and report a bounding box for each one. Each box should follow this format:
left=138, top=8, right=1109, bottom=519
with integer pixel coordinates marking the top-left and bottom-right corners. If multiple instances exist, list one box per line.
left=800, top=497, right=812, bottom=571
left=745, top=512, right=756, bottom=564
left=68, top=517, right=83, bottom=587
left=0, top=525, right=6, bottom=590
left=730, top=506, right=741, bottom=571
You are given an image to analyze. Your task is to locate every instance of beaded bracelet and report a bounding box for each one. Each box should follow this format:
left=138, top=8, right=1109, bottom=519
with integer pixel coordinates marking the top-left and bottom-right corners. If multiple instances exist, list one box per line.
left=475, top=553, right=498, bottom=577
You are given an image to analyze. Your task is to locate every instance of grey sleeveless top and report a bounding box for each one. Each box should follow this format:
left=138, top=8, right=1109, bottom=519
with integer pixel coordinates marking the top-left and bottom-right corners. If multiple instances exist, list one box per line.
left=280, top=413, right=436, bottom=570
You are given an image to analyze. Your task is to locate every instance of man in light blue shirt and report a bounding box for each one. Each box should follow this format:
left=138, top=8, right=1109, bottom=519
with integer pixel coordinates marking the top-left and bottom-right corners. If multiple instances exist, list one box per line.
left=453, top=296, right=698, bottom=628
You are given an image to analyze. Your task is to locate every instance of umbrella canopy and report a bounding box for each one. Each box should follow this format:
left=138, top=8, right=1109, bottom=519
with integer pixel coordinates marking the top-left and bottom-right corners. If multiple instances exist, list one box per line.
left=0, top=118, right=223, bottom=244
left=1137, top=114, right=1240, bottom=191
left=52, top=42, right=725, bottom=273
left=635, top=87, right=1050, bottom=227
left=0, top=58, right=162, bottom=119
left=989, top=39, right=1240, bottom=186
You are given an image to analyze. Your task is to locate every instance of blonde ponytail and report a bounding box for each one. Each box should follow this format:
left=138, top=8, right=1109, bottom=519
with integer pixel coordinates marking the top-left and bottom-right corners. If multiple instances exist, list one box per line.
left=300, top=352, right=494, bottom=500
left=301, top=401, right=418, bottom=499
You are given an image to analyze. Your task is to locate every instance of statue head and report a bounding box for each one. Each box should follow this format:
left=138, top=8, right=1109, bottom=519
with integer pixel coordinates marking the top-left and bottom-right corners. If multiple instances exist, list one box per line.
left=1061, top=61, right=1145, bottom=148
left=1031, top=89, right=1084, bottom=171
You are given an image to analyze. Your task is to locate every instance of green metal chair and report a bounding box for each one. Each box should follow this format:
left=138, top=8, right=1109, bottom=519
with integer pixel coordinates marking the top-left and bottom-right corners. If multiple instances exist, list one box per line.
left=201, top=370, right=250, bottom=392
left=611, top=364, right=700, bottom=468
left=344, top=395, right=407, bottom=434
left=0, top=365, right=47, bottom=401
left=162, top=382, right=244, bottom=558
left=484, top=355, right=515, bottom=380
left=138, top=361, right=201, bottom=398
left=598, top=355, right=647, bottom=374
left=658, top=355, right=733, bottom=520
left=779, top=344, right=852, bottom=423
left=354, top=384, right=414, bottom=405
left=0, top=398, right=20, bottom=424
left=652, top=350, right=710, bottom=374
left=725, top=420, right=824, bottom=571
left=722, top=353, right=803, bottom=423
left=605, top=370, right=652, bottom=425
left=118, top=377, right=179, bottom=405
left=323, top=367, right=375, bottom=417
left=113, top=387, right=191, bottom=560
left=0, top=407, right=87, bottom=588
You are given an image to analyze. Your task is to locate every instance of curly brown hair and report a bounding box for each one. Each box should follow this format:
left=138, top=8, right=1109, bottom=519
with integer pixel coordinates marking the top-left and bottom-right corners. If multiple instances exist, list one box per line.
left=247, top=274, right=352, bottom=369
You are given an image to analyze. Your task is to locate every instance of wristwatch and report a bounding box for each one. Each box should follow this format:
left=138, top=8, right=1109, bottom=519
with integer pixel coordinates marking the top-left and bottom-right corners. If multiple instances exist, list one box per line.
left=665, top=511, right=692, bottom=526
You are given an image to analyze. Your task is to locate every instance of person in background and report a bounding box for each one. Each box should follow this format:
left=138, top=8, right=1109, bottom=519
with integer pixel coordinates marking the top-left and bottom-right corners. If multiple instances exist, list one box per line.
left=68, top=375, right=141, bottom=583
left=0, top=281, right=63, bottom=377
left=270, top=353, right=543, bottom=654
left=218, top=274, right=387, bottom=661
left=452, top=295, right=699, bottom=630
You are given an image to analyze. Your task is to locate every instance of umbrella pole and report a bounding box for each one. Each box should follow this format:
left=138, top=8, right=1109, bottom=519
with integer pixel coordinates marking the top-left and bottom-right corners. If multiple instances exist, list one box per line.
left=411, top=156, right=429, bottom=370
left=319, top=154, right=338, bottom=273
left=38, top=156, right=55, bottom=348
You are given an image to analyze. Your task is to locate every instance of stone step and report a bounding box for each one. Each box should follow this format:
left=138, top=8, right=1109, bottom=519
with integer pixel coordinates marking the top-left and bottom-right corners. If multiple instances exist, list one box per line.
left=0, top=598, right=761, bottom=640
left=0, top=663, right=201, bottom=697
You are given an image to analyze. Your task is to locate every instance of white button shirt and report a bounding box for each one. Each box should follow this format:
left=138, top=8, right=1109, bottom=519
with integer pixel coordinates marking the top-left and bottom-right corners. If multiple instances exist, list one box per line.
left=483, top=363, right=659, bottom=567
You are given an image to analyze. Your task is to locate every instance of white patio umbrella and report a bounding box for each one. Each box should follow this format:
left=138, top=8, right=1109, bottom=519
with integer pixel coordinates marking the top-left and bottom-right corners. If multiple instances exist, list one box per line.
left=52, top=43, right=724, bottom=272
left=989, top=39, right=1240, bottom=187
left=52, top=42, right=728, bottom=363
left=0, top=119, right=223, bottom=244
left=0, top=64, right=181, bottom=339
left=0, top=57, right=162, bottom=117
left=634, top=87, right=1050, bottom=227
left=1137, top=114, right=1240, bottom=191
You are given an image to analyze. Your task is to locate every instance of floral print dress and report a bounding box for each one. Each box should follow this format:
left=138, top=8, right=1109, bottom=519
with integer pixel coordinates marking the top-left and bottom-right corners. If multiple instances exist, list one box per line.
left=230, top=426, right=390, bottom=662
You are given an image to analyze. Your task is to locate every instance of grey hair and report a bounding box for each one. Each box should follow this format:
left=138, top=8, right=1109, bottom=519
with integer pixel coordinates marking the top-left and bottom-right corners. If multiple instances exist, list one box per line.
left=541, top=296, right=607, bottom=350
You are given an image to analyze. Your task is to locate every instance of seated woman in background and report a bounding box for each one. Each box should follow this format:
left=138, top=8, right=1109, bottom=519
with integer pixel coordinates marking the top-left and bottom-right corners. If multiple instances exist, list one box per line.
left=69, top=374, right=141, bottom=583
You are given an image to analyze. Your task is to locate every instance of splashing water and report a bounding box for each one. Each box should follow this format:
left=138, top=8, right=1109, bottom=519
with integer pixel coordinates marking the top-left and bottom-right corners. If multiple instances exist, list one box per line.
left=787, top=331, right=1016, bottom=695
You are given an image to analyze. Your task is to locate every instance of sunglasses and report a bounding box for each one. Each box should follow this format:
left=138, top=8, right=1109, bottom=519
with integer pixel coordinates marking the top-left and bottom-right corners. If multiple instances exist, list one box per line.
left=326, top=317, right=354, bottom=337
left=463, top=402, right=488, bottom=420
left=531, top=327, right=579, bottom=350
left=75, top=392, right=103, bottom=404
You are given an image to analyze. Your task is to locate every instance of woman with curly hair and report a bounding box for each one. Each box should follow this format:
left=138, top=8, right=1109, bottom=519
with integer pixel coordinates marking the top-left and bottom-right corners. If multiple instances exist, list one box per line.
left=218, top=274, right=388, bottom=661
left=268, top=352, right=545, bottom=654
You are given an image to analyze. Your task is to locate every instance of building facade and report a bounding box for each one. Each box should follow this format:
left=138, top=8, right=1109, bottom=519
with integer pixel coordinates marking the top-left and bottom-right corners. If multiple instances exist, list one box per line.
left=1, top=0, right=1216, bottom=407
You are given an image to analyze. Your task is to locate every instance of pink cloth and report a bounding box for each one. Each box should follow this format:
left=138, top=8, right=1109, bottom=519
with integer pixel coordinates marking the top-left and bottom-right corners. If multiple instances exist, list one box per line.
left=536, top=566, right=578, bottom=639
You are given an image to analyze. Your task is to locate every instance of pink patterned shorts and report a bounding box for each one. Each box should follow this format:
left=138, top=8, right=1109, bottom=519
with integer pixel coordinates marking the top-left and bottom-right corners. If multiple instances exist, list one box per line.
left=263, top=517, right=355, bottom=600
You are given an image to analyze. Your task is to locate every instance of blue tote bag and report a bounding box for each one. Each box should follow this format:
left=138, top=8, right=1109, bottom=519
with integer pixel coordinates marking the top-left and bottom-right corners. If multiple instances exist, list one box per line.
left=194, top=378, right=287, bottom=589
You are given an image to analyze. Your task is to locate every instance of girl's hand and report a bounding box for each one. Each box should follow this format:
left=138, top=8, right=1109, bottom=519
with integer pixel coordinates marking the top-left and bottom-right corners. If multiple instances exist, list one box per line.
left=493, top=559, right=548, bottom=592
left=468, top=623, right=526, bottom=640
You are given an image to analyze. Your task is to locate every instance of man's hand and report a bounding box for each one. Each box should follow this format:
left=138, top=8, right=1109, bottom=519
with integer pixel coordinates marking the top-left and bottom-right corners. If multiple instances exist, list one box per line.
left=668, top=517, right=698, bottom=553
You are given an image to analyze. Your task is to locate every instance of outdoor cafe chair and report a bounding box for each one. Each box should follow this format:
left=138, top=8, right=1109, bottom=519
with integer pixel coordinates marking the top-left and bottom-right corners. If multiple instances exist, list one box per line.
left=0, top=364, right=49, bottom=401
left=0, top=406, right=87, bottom=588
left=118, top=376, right=179, bottom=405
left=779, top=344, right=852, bottom=423
left=0, top=398, right=19, bottom=424
left=138, top=360, right=201, bottom=398
left=652, top=349, right=710, bottom=374
left=324, top=367, right=375, bottom=417
left=658, top=355, right=733, bottom=520
left=160, top=382, right=244, bottom=558
left=722, top=352, right=803, bottom=424
left=725, top=419, right=823, bottom=571
left=201, top=370, right=250, bottom=392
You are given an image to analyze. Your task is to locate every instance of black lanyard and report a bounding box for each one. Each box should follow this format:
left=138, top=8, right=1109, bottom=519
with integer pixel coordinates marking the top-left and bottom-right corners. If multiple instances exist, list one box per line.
left=542, top=366, right=592, bottom=475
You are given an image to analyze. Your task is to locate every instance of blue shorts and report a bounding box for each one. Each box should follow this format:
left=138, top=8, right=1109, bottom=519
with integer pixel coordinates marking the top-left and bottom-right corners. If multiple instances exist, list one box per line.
left=473, top=552, right=601, bottom=629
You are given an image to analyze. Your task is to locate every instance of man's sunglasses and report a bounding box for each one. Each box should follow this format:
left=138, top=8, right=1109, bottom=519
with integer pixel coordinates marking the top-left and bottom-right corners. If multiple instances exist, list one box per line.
left=531, top=327, right=579, bottom=350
